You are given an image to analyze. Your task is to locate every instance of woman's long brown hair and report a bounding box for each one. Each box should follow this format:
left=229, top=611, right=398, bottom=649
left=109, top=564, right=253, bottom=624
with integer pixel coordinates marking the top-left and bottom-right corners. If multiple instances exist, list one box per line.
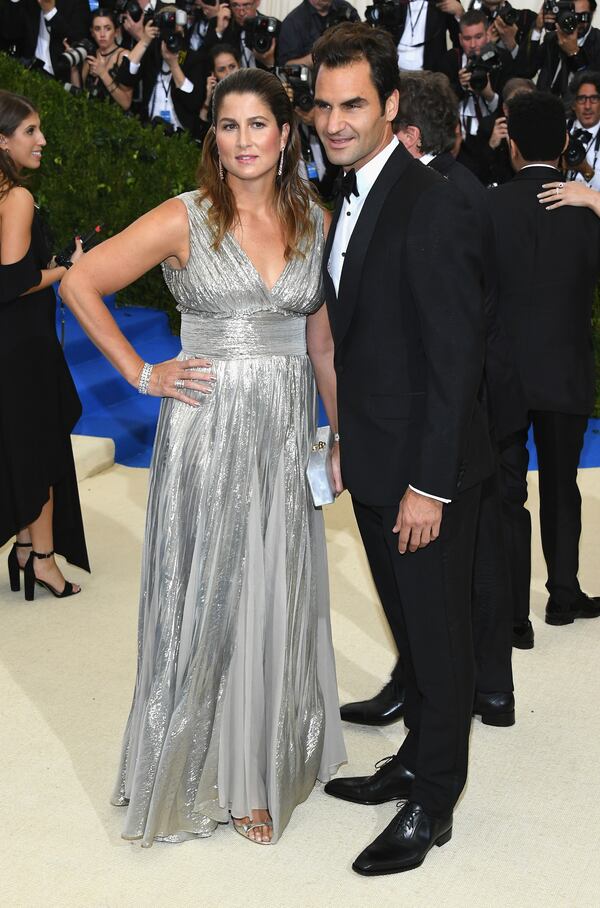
left=0, top=90, right=37, bottom=203
left=197, top=69, right=317, bottom=259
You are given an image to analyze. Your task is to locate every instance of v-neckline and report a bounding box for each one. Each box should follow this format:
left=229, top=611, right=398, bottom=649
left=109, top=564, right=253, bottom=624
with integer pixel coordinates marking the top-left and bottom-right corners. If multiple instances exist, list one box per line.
left=227, top=231, right=291, bottom=296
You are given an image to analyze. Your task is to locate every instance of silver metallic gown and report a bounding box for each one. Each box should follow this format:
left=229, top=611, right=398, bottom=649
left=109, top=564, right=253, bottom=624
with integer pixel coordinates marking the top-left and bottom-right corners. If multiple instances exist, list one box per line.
left=111, top=191, right=346, bottom=846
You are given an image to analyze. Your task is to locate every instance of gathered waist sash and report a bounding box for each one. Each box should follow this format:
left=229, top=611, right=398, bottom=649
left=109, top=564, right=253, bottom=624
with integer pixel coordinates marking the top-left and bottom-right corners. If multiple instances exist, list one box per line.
left=180, top=312, right=307, bottom=359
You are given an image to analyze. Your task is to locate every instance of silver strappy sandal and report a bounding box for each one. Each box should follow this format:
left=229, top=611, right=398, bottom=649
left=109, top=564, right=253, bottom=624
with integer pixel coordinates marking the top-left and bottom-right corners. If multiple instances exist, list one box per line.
left=233, top=818, right=274, bottom=845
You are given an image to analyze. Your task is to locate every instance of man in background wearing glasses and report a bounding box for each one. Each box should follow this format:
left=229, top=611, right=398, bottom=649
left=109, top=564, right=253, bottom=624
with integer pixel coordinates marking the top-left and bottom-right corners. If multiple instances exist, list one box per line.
left=566, top=71, right=600, bottom=191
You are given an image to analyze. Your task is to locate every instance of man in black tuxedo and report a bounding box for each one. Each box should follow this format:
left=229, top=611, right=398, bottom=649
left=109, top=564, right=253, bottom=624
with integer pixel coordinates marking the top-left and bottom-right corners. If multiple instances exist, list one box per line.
left=0, top=0, right=90, bottom=78
left=489, top=91, right=600, bottom=639
left=340, top=69, right=524, bottom=733
left=313, top=24, right=492, bottom=875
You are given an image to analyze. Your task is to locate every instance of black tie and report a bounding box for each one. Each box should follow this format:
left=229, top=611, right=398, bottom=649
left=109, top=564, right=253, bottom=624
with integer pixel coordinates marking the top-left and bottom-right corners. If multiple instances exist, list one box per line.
left=341, top=168, right=359, bottom=202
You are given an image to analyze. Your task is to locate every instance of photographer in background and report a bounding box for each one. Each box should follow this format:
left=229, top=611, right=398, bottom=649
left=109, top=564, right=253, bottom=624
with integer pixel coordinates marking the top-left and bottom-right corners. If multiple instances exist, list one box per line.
left=563, top=70, right=600, bottom=189
left=0, top=0, right=90, bottom=79
left=66, top=9, right=133, bottom=110
left=390, top=0, right=460, bottom=73
left=482, top=75, right=536, bottom=183
left=277, top=63, right=340, bottom=198
left=439, top=10, right=513, bottom=180
left=278, top=0, right=359, bottom=67
left=118, top=5, right=205, bottom=133
left=532, top=0, right=600, bottom=96
left=198, top=42, right=240, bottom=133
left=204, top=0, right=279, bottom=70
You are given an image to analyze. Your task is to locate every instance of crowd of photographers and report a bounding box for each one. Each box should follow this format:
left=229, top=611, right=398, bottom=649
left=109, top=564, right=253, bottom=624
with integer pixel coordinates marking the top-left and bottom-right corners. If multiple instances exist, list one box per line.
left=2, top=0, right=600, bottom=195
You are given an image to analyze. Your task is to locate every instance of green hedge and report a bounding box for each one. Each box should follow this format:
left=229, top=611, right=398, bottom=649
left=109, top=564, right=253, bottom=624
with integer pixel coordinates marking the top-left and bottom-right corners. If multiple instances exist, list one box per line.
left=0, top=52, right=199, bottom=328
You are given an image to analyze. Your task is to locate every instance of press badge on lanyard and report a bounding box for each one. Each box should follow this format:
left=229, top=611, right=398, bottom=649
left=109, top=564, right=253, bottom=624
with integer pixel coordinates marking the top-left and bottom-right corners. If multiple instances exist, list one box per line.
left=306, top=161, right=319, bottom=180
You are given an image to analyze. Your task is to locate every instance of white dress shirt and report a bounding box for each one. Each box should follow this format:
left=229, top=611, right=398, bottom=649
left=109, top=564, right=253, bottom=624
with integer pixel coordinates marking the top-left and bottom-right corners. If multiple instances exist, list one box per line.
left=397, top=0, right=427, bottom=72
left=328, top=136, right=450, bottom=504
left=34, top=6, right=57, bottom=75
left=569, top=118, right=600, bottom=193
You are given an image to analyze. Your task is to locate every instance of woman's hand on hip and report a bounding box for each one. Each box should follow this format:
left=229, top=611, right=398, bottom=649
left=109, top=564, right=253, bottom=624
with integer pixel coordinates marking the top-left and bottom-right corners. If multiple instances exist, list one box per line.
left=145, top=357, right=216, bottom=406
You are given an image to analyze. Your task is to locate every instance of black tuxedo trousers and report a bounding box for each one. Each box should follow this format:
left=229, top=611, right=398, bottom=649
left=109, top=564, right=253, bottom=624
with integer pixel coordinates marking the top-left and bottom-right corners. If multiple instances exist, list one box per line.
left=353, top=487, right=480, bottom=819
left=501, top=412, right=588, bottom=621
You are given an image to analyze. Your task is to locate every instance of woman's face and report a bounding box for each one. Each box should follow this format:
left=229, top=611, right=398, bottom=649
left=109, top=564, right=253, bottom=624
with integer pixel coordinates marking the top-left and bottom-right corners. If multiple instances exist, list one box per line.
left=215, top=92, right=289, bottom=182
left=91, top=16, right=117, bottom=50
left=0, top=112, right=46, bottom=172
left=213, top=53, right=239, bottom=82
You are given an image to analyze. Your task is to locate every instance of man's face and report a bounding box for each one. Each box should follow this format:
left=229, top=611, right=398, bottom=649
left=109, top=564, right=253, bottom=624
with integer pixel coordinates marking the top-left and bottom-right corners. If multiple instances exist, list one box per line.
left=575, top=0, right=592, bottom=36
left=313, top=59, right=399, bottom=170
left=459, top=22, right=489, bottom=55
left=230, top=0, right=258, bottom=26
left=308, top=0, right=332, bottom=15
left=573, top=81, right=600, bottom=127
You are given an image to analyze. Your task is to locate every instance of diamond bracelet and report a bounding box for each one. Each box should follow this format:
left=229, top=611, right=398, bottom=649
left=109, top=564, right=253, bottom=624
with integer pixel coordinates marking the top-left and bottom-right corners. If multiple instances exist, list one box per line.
left=138, top=362, right=154, bottom=395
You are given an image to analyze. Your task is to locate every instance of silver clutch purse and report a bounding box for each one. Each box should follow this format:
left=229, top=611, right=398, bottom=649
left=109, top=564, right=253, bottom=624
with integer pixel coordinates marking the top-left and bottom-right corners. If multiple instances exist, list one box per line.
left=306, top=425, right=336, bottom=508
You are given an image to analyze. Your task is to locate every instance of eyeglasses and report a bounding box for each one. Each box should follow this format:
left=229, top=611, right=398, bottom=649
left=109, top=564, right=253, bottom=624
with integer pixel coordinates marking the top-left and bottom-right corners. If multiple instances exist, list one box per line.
left=575, top=94, right=600, bottom=104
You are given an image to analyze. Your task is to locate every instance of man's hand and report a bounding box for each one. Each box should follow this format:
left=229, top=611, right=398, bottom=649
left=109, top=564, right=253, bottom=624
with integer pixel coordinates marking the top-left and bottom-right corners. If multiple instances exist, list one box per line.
left=492, top=15, right=518, bottom=50
left=535, top=3, right=547, bottom=30
left=216, top=2, right=232, bottom=33
left=481, top=73, right=495, bottom=101
left=393, top=488, right=443, bottom=554
left=488, top=115, right=508, bottom=149
left=123, top=11, right=145, bottom=40
left=436, top=0, right=463, bottom=15
left=557, top=26, right=578, bottom=56
left=458, top=66, right=472, bottom=91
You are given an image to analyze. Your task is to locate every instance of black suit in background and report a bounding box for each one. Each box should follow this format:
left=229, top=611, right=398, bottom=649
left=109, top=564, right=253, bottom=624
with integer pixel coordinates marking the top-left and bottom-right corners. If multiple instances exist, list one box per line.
left=0, top=0, right=90, bottom=74
left=489, top=165, right=600, bottom=620
left=535, top=28, right=600, bottom=96
left=395, top=2, right=460, bottom=72
left=324, top=143, right=492, bottom=817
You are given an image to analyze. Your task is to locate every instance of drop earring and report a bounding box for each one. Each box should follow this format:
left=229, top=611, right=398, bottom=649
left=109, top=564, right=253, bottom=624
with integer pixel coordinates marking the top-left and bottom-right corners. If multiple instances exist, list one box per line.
left=218, top=155, right=224, bottom=180
left=277, top=147, right=284, bottom=177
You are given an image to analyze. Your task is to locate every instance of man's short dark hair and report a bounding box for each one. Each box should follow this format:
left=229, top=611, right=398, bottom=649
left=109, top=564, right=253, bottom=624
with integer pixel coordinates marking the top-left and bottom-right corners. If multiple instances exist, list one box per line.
left=569, top=69, right=600, bottom=99
left=394, top=71, right=459, bottom=155
left=312, top=22, right=399, bottom=111
left=459, top=9, right=488, bottom=31
left=507, top=91, right=567, bottom=161
left=502, top=77, right=536, bottom=103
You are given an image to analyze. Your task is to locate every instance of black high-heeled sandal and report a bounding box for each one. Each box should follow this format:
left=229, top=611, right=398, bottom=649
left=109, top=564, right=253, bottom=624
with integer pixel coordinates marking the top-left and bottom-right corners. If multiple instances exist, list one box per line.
left=24, top=550, right=81, bottom=601
left=7, top=541, right=32, bottom=592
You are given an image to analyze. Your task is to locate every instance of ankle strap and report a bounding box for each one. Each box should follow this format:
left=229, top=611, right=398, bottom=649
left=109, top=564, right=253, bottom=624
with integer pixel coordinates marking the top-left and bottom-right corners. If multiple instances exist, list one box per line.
left=15, top=541, right=32, bottom=547
left=32, top=550, right=55, bottom=559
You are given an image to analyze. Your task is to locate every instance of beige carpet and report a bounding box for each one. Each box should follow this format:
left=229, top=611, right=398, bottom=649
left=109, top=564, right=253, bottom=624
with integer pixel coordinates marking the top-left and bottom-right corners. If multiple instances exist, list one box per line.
left=2, top=460, right=600, bottom=908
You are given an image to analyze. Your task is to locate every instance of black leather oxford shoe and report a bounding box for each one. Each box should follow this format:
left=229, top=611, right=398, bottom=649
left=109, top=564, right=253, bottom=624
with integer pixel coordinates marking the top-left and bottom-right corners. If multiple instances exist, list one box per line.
left=473, top=690, right=515, bottom=727
left=546, top=593, right=600, bottom=626
left=324, top=755, right=414, bottom=805
left=352, top=801, right=452, bottom=876
left=340, top=679, right=405, bottom=726
left=513, top=619, right=534, bottom=649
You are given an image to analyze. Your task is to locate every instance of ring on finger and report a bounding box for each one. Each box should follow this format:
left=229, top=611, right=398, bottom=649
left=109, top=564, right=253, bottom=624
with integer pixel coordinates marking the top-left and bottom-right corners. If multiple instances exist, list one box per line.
left=556, top=187, right=560, bottom=195
left=558, top=182, right=564, bottom=189
left=174, top=379, right=185, bottom=389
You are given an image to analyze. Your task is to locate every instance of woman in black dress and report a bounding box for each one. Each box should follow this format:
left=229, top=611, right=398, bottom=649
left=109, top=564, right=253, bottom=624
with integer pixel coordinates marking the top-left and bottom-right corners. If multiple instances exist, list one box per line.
left=0, top=90, right=89, bottom=599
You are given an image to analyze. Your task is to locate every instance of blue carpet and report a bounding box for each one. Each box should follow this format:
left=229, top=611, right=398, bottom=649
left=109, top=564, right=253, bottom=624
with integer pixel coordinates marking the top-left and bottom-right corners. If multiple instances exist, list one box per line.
left=56, top=291, right=600, bottom=470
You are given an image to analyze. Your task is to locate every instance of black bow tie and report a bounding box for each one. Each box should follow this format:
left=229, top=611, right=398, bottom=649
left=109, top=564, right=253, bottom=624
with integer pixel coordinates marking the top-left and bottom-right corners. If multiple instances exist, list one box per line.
left=341, top=168, right=359, bottom=202
left=574, top=128, right=593, bottom=144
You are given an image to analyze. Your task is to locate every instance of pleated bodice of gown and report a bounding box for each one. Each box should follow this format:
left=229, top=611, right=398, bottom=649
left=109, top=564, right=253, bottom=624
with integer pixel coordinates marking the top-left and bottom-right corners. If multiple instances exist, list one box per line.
left=112, top=191, right=346, bottom=845
left=0, top=205, right=89, bottom=571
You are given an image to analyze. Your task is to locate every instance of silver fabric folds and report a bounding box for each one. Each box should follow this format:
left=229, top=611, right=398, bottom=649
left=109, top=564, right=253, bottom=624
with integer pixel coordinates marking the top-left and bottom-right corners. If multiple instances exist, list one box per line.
left=111, top=192, right=346, bottom=846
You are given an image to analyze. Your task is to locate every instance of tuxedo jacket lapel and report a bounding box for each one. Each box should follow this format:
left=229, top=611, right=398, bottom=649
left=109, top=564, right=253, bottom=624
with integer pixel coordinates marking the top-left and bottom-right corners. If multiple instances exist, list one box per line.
left=322, top=193, right=343, bottom=308
left=333, top=145, right=411, bottom=347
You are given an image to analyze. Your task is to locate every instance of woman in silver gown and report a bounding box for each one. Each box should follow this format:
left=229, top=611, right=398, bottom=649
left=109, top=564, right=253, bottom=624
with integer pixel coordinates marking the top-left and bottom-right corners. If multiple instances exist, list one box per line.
left=60, top=68, right=346, bottom=847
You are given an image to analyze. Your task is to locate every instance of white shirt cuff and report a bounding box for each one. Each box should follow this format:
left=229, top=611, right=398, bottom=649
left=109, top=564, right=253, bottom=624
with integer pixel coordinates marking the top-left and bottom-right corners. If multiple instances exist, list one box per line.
left=44, top=7, right=58, bottom=19
left=510, top=44, right=519, bottom=59
left=409, top=485, right=451, bottom=504
left=128, top=60, right=141, bottom=74
left=531, top=28, right=542, bottom=41
left=178, top=77, right=194, bottom=94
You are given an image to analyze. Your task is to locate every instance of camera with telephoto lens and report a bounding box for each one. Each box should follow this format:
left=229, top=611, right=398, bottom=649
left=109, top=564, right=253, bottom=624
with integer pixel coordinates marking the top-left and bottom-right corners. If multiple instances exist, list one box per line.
left=243, top=15, right=281, bottom=54
left=57, top=38, right=96, bottom=74
left=494, top=1, right=519, bottom=26
left=365, top=0, right=402, bottom=39
left=114, top=0, right=144, bottom=21
left=465, top=42, right=502, bottom=93
left=276, top=65, right=314, bottom=112
left=564, top=129, right=589, bottom=167
left=144, top=4, right=188, bottom=52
